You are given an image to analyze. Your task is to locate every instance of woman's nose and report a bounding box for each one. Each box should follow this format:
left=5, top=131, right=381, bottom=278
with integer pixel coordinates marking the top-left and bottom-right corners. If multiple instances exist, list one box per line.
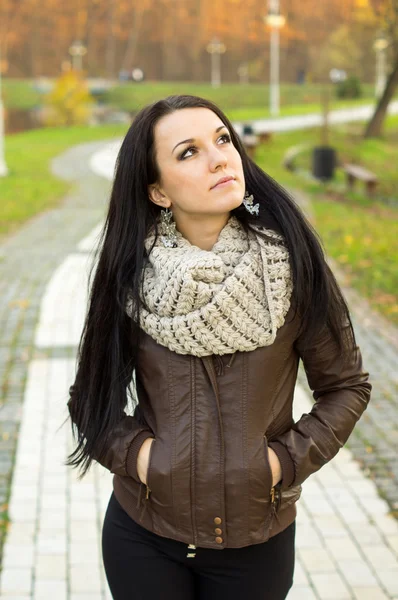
left=209, top=147, right=228, bottom=171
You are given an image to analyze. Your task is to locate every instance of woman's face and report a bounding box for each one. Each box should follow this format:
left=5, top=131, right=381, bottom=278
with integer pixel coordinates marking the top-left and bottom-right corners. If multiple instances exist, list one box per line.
left=148, top=108, right=246, bottom=221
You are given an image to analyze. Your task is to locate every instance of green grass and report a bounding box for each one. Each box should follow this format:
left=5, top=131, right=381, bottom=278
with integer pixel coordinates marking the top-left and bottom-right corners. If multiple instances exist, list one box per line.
left=254, top=115, right=398, bottom=323
left=311, top=200, right=397, bottom=321
left=2, top=79, right=42, bottom=110
left=102, top=81, right=380, bottom=120
left=3, top=79, right=382, bottom=118
left=0, top=124, right=128, bottom=239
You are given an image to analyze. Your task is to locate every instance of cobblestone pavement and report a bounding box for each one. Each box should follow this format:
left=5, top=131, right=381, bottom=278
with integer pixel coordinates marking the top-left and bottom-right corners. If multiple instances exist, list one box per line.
left=0, top=140, right=115, bottom=553
left=291, top=189, right=398, bottom=517
left=0, top=140, right=397, bottom=598
left=298, top=294, right=398, bottom=517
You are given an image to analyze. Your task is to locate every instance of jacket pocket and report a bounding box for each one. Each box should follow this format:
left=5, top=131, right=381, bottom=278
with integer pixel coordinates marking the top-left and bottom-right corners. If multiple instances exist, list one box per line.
left=143, top=438, right=173, bottom=512
left=263, top=435, right=274, bottom=501
left=280, top=484, right=302, bottom=510
left=146, top=438, right=156, bottom=494
left=138, top=439, right=156, bottom=523
left=265, top=435, right=301, bottom=515
left=263, top=435, right=282, bottom=533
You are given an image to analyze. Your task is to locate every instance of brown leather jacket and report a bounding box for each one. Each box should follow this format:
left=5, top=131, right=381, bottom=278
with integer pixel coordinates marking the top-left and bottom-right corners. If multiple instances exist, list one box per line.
left=68, top=305, right=371, bottom=551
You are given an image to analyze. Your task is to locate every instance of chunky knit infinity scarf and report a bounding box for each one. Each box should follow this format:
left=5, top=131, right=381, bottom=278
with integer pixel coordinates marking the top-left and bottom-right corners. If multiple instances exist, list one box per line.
left=126, top=215, right=293, bottom=357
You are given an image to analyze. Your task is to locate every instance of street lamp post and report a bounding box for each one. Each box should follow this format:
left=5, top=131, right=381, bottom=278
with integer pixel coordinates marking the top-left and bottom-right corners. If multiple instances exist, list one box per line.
left=0, top=46, right=8, bottom=177
left=206, top=38, right=226, bottom=88
left=68, top=40, right=87, bottom=71
left=265, top=0, right=286, bottom=117
left=238, top=63, right=249, bottom=85
left=374, top=32, right=389, bottom=99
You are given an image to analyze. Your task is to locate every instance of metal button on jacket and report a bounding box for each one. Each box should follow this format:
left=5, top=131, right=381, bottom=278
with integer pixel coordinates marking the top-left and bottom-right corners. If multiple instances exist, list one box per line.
left=215, top=536, right=223, bottom=544
left=214, top=517, right=222, bottom=525
left=215, top=528, right=222, bottom=535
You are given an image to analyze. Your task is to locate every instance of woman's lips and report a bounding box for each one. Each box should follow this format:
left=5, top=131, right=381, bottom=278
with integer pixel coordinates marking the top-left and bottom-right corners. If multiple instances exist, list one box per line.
left=212, top=179, right=235, bottom=189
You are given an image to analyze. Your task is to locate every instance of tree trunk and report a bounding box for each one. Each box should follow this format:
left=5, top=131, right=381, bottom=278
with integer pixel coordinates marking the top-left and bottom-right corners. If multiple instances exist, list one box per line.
left=105, top=0, right=116, bottom=80
left=30, top=0, right=41, bottom=77
left=191, top=0, right=204, bottom=82
left=364, top=55, right=398, bottom=138
left=86, top=0, right=100, bottom=76
left=121, top=7, right=143, bottom=72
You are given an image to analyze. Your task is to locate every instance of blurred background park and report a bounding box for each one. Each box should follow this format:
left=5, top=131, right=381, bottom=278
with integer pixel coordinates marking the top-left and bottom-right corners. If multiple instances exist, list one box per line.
left=1, top=0, right=397, bottom=323
left=0, top=2, right=398, bottom=597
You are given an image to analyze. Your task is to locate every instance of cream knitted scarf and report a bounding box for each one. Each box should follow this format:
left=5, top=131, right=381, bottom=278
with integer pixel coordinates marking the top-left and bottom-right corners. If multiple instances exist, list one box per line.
left=126, top=215, right=293, bottom=357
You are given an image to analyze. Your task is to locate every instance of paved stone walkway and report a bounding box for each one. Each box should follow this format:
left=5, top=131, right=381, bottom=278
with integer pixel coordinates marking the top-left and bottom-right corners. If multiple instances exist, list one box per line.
left=0, top=140, right=116, bottom=548
left=239, top=99, right=398, bottom=134
left=0, top=139, right=397, bottom=598
left=291, top=189, right=398, bottom=517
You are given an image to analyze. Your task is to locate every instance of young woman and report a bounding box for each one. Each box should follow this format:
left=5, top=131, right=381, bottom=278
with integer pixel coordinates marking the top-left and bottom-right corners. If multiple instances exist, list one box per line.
left=66, top=95, right=371, bottom=600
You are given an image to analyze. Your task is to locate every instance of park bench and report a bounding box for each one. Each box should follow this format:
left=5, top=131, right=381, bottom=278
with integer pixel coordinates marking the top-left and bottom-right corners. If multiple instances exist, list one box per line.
left=242, top=133, right=259, bottom=159
left=241, top=124, right=258, bottom=159
left=241, top=126, right=272, bottom=159
left=258, top=132, right=272, bottom=143
left=342, top=163, right=379, bottom=197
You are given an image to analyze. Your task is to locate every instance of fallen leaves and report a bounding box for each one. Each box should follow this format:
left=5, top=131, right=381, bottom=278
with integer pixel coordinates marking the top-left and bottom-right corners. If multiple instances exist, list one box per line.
left=8, top=299, right=30, bottom=310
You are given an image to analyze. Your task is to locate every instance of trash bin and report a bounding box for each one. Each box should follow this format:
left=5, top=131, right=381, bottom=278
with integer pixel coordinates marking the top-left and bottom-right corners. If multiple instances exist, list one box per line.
left=243, top=124, right=254, bottom=135
left=312, top=146, right=336, bottom=180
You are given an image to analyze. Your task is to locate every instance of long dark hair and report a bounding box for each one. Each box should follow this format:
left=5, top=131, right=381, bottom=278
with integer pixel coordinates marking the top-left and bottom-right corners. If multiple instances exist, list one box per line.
left=66, top=94, right=356, bottom=477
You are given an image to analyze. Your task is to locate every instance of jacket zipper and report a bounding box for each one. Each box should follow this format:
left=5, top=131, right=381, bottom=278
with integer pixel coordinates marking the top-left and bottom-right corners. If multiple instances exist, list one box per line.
left=187, top=356, right=198, bottom=554
left=138, top=483, right=148, bottom=522
left=270, top=481, right=282, bottom=524
left=138, top=441, right=155, bottom=522
left=264, top=436, right=282, bottom=532
left=186, top=354, right=234, bottom=556
left=202, top=356, right=226, bottom=546
left=138, top=482, right=152, bottom=522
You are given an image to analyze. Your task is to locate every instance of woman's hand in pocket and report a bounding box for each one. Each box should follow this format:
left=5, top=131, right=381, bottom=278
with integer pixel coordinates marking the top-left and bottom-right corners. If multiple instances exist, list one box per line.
left=268, top=446, right=282, bottom=487
left=137, top=438, right=155, bottom=485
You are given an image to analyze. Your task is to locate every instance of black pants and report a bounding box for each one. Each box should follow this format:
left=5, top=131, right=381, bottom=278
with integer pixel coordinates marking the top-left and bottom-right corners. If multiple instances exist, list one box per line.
left=102, top=492, right=296, bottom=600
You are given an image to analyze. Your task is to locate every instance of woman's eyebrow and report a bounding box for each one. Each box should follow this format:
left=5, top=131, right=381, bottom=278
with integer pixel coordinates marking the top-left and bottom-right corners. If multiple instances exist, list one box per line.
left=172, top=125, right=228, bottom=154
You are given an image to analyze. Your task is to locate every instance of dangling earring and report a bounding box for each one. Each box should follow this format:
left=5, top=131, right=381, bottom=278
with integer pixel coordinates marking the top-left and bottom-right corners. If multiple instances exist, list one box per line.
left=242, top=191, right=260, bottom=216
left=160, top=207, right=178, bottom=248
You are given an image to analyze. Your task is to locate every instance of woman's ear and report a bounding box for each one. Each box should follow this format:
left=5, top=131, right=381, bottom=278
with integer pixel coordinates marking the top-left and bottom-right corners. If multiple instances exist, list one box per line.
left=148, top=185, right=171, bottom=209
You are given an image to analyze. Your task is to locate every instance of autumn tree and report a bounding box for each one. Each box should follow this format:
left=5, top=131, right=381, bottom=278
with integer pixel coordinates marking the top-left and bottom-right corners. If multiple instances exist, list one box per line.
left=0, top=0, right=32, bottom=77
left=0, top=0, right=385, bottom=85
left=42, top=69, right=94, bottom=126
left=364, top=0, right=398, bottom=137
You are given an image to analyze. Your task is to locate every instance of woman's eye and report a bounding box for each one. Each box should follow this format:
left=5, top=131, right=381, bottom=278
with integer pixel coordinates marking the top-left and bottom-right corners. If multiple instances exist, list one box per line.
left=219, top=134, right=231, bottom=144
left=179, top=146, right=196, bottom=160
left=179, top=133, right=231, bottom=160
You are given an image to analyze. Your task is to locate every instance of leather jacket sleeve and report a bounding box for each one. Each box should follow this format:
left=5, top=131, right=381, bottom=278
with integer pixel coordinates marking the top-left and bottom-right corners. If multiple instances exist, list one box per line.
left=67, top=385, right=154, bottom=483
left=268, top=319, right=372, bottom=491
